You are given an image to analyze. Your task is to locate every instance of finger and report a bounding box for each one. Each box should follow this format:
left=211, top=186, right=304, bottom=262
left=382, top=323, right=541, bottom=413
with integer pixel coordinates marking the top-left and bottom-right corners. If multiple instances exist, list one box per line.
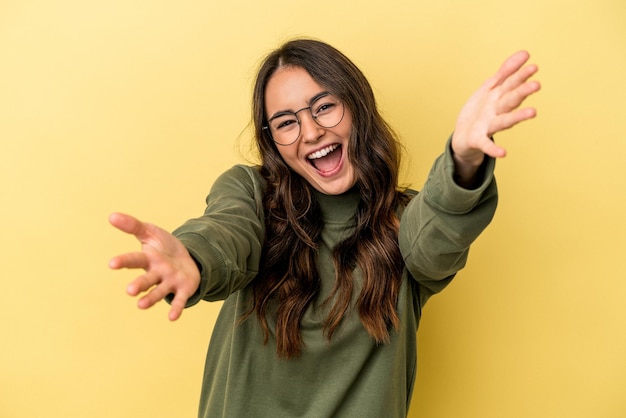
left=508, top=62, right=539, bottom=88
left=499, top=64, right=539, bottom=99
left=490, top=107, right=537, bottom=135
left=479, top=137, right=507, bottom=159
left=137, top=281, right=179, bottom=311
left=137, top=285, right=168, bottom=309
left=497, top=79, right=541, bottom=114
left=109, top=252, right=149, bottom=270
left=489, top=50, right=531, bottom=89
left=109, top=212, right=151, bottom=242
left=127, top=271, right=161, bottom=296
left=168, top=293, right=189, bottom=321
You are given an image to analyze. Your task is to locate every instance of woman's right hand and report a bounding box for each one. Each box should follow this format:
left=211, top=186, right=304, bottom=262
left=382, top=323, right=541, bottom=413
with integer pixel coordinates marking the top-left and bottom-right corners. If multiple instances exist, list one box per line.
left=109, top=212, right=201, bottom=321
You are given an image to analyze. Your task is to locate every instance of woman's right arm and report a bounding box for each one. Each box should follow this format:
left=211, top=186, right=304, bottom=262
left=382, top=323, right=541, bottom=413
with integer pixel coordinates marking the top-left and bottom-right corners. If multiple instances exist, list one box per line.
left=109, top=165, right=266, bottom=320
left=172, top=165, right=266, bottom=303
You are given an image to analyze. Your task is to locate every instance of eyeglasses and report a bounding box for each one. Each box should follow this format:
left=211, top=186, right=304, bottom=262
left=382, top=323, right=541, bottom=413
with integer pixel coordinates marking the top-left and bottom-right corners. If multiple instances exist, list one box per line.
left=263, top=93, right=345, bottom=146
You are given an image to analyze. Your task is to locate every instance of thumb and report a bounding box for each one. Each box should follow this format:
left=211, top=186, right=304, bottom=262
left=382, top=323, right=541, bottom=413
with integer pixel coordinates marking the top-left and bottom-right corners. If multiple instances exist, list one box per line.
left=481, top=137, right=507, bottom=159
left=109, top=212, right=150, bottom=240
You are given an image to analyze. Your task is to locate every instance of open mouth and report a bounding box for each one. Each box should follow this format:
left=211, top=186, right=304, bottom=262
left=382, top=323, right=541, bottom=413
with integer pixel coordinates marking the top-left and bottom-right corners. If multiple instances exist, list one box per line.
left=307, top=144, right=342, bottom=173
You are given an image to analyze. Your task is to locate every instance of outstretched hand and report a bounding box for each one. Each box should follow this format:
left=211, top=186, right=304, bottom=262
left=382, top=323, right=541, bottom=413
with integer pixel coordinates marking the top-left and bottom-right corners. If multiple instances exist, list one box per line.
left=109, top=213, right=201, bottom=321
left=452, top=50, right=540, bottom=184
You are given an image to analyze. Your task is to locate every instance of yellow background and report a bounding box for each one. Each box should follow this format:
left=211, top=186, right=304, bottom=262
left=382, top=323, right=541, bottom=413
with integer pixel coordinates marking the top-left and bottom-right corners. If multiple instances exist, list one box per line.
left=1, top=0, right=625, bottom=417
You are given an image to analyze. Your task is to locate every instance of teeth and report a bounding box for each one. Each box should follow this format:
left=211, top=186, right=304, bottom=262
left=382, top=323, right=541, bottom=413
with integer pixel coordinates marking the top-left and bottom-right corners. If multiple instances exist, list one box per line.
left=307, top=144, right=339, bottom=160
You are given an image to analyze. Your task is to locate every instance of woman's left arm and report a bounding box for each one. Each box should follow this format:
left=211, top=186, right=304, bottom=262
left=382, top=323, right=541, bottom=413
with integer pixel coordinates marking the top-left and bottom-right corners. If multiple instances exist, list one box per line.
left=451, top=50, right=541, bottom=188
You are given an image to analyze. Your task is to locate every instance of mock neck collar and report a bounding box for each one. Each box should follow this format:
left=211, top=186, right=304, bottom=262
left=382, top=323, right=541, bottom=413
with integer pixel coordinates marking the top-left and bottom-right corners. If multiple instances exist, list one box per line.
left=313, top=186, right=361, bottom=223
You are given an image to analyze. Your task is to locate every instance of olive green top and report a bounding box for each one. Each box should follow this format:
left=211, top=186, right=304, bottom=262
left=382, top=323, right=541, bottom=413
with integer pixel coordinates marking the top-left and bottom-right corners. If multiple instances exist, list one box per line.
left=173, top=143, right=497, bottom=417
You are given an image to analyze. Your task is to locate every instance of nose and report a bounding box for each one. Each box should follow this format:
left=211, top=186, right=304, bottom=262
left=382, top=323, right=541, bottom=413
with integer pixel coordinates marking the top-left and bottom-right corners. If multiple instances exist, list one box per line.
left=297, top=110, right=324, bottom=143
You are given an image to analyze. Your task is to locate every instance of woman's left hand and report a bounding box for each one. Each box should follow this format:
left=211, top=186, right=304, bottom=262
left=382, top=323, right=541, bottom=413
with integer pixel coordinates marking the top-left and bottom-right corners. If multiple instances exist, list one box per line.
left=451, top=50, right=541, bottom=183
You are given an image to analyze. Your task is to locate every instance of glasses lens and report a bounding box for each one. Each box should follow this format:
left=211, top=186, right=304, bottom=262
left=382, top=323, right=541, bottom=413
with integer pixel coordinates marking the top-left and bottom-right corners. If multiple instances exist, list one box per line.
left=311, top=95, right=343, bottom=128
left=269, top=114, right=300, bottom=145
left=269, top=95, right=344, bottom=146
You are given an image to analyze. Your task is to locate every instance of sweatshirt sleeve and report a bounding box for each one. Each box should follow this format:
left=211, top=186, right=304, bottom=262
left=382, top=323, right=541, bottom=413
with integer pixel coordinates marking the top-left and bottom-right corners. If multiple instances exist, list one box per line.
left=171, top=165, right=266, bottom=305
left=399, top=139, right=498, bottom=305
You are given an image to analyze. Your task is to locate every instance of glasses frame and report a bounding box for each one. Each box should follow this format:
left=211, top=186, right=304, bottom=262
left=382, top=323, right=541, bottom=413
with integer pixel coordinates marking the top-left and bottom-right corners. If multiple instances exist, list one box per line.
left=262, top=95, right=345, bottom=146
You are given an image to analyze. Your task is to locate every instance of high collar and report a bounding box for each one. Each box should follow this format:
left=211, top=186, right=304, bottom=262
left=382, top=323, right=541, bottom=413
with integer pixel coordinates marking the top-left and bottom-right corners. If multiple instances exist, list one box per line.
left=313, top=186, right=361, bottom=223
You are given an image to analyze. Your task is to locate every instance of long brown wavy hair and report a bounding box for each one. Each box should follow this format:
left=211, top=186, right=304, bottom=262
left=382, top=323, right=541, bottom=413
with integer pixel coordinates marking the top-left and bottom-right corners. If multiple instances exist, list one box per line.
left=248, top=39, right=409, bottom=358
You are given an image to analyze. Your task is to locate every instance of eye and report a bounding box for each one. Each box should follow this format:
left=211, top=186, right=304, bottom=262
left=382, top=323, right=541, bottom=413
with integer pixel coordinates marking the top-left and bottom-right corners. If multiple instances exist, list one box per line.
left=313, top=95, right=340, bottom=116
left=271, top=115, right=298, bottom=131
left=277, top=119, right=296, bottom=129
left=316, top=103, right=335, bottom=114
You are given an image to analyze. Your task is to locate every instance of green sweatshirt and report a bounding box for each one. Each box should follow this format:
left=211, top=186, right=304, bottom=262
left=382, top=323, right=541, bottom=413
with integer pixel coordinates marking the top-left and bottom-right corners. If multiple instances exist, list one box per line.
left=173, top=143, right=497, bottom=417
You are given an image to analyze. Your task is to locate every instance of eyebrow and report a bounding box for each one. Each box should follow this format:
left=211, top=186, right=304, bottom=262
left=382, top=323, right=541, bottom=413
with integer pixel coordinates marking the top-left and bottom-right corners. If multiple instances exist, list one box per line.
left=267, top=91, right=331, bottom=121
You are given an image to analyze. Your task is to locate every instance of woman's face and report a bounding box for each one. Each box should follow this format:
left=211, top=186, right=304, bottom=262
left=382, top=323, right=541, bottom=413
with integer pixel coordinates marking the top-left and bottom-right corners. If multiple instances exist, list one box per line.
left=264, top=66, right=356, bottom=195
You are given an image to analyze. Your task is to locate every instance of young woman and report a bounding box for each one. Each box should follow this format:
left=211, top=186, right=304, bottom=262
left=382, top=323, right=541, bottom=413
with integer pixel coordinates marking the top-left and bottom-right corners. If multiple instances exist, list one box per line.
left=109, top=39, right=540, bottom=417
